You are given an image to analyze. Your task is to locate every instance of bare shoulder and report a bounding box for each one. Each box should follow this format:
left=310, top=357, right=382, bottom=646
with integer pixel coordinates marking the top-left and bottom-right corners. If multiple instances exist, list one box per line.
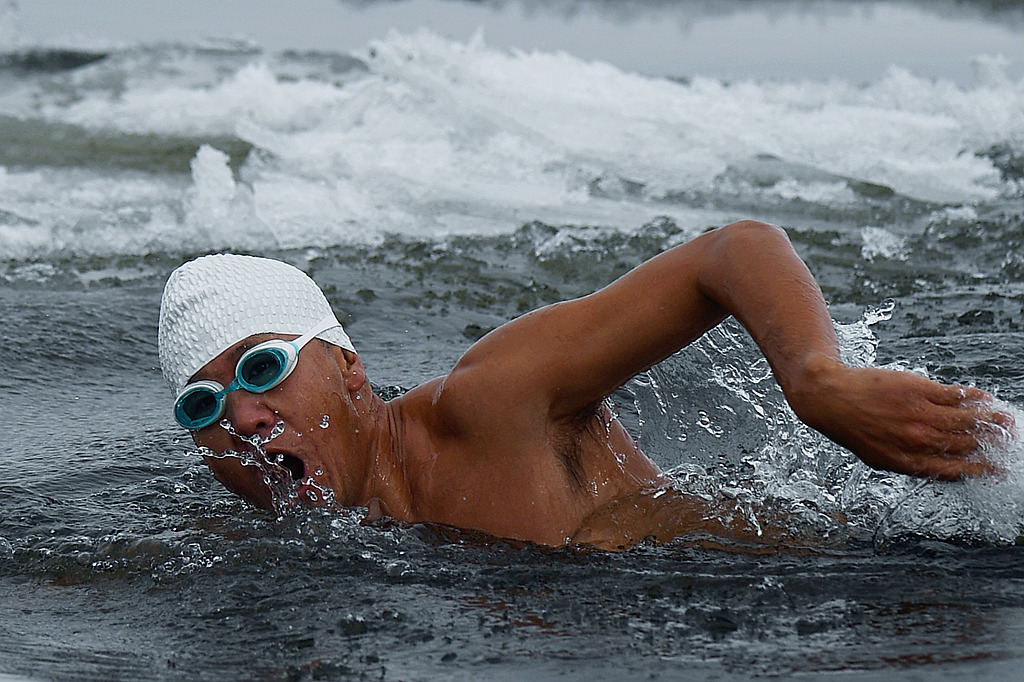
left=388, top=365, right=535, bottom=445
left=432, top=347, right=550, bottom=438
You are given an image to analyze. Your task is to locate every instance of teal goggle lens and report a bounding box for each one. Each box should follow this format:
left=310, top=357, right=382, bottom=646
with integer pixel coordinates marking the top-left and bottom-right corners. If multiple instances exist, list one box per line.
left=173, top=342, right=299, bottom=430
left=237, top=345, right=291, bottom=391
left=174, top=380, right=228, bottom=430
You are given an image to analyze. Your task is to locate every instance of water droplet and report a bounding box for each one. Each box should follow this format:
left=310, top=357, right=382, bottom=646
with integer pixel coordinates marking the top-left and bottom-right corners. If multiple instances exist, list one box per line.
left=268, top=420, right=286, bottom=442
left=320, top=414, right=330, bottom=429
left=193, top=420, right=339, bottom=515
left=864, top=298, right=896, bottom=325
left=696, top=410, right=723, bottom=437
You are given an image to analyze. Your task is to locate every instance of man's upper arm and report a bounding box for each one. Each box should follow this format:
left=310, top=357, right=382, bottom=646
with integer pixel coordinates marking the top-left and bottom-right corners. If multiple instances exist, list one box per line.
left=450, top=227, right=731, bottom=420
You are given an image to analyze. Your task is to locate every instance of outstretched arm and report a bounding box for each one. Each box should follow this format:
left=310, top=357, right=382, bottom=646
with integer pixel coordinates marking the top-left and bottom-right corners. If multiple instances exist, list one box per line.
left=680, top=221, right=1010, bottom=480
left=457, top=220, right=1010, bottom=479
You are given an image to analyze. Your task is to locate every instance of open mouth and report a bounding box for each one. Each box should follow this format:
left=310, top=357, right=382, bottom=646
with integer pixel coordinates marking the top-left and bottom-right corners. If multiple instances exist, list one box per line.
left=276, top=454, right=306, bottom=482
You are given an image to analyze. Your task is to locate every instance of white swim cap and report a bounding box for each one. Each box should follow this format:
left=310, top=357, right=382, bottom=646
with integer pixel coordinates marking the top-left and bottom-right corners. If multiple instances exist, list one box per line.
left=158, top=253, right=355, bottom=393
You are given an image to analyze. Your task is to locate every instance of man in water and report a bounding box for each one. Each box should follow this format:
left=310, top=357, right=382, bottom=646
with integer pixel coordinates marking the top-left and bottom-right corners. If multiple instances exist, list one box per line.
left=159, top=221, right=1011, bottom=549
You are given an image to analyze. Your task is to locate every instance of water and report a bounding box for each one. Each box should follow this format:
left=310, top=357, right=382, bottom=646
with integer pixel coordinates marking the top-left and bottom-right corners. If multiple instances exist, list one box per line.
left=2, top=0, right=1024, bottom=679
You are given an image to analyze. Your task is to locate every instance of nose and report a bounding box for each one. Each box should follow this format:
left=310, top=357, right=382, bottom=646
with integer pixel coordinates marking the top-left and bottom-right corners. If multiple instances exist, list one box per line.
left=222, top=389, right=279, bottom=442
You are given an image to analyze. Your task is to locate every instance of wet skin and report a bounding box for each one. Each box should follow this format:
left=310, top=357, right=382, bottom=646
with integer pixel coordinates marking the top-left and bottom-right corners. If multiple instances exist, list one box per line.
left=191, top=334, right=668, bottom=547
left=191, top=334, right=375, bottom=513
left=185, top=221, right=1014, bottom=549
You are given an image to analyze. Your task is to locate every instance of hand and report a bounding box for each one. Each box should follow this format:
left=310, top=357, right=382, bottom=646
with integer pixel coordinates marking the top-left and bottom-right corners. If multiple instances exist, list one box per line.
left=789, top=356, right=1015, bottom=481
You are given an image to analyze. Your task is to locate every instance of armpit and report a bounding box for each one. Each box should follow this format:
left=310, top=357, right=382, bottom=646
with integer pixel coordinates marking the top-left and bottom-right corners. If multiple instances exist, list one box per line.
left=551, top=400, right=614, bottom=492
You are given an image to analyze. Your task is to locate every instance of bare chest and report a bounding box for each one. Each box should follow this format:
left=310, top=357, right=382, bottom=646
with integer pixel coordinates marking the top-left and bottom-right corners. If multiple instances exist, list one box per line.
left=402, top=407, right=662, bottom=546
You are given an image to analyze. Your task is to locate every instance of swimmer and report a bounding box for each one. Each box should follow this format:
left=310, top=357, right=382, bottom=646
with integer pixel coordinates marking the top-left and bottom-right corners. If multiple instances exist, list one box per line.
left=159, top=221, right=1013, bottom=549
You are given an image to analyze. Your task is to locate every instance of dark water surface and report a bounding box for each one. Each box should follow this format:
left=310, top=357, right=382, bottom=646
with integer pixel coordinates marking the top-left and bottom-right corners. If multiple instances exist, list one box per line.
left=2, top=0, right=1024, bottom=680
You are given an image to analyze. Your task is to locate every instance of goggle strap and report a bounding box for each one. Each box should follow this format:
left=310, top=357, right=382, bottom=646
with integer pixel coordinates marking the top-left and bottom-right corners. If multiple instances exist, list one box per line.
left=290, top=314, right=341, bottom=351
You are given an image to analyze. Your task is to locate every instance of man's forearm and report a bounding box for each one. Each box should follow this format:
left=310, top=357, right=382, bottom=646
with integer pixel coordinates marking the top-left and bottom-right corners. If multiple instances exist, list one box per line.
left=694, top=220, right=841, bottom=410
left=694, top=221, right=1009, bottom=479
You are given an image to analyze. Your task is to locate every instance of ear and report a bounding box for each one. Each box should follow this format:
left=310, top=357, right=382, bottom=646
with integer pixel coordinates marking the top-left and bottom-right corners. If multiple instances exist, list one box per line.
left=338, top=347, right=367, bottom=393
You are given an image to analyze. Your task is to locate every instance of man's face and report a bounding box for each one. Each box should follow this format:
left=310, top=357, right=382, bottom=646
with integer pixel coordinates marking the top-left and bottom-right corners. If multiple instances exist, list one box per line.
left=184, top=334, right=356, bottom=511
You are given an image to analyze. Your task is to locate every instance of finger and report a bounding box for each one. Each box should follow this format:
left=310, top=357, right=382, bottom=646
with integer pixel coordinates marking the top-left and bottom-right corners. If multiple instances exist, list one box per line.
left=901, top=421, right=999, bottom=460
left=988, top=408, right=1017, bottom=435
left=926, top=383, right=990, bottom=407
left=903, top=428, right=981, bottom=459
left=924, top=404, right=984, bottom=433
left=910, top=430, right=1009, bottom=480
left=930, top=404, right=1013, bottom=434
left=892, top=445, right=1000, bottom=480
left=925, top=456, right=1000, bottom=481
left=950, top=405, right=1018, bottom=447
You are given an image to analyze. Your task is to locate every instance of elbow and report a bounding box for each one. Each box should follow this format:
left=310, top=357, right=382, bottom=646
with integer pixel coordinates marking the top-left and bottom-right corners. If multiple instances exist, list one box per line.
left=708, top=220, right=794, bottom=262
left=718, top=219, right=791, bottom=247
left=695, top=220, right=797, bottom=291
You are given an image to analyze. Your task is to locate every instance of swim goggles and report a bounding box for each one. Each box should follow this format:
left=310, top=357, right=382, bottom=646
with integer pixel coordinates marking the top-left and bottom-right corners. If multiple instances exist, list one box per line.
left=173, top=314, right=341, bottom=430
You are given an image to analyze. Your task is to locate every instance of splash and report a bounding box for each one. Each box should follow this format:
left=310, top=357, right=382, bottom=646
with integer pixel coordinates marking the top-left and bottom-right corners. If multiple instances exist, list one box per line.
left=635, top=306, right=1024, bottom=547
left=198, top=419, right=337, bottom=515
left=860, top=226, right=909, bottom=262
left=872, top=401, right=1022, bottom=547
left=837, top=298, right=895, bottom=367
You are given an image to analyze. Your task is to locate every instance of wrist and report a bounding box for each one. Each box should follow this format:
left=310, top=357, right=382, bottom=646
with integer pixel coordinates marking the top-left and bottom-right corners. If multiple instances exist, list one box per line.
left=785, top=351, right=845, bottom=425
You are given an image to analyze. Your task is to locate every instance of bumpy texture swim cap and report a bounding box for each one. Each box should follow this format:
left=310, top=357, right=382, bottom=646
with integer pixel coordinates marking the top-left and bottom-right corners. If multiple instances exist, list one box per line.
left=158, top=253, right=355, bottom=393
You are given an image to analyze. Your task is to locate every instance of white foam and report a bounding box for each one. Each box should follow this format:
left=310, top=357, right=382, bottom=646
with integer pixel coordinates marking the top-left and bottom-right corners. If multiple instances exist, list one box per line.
left=861, top=226, right=909, bottom=262
left=871, top=400, right=1024, bottom=546
left=1, top=30, right=1022, bottom=257
left=49, top=61, right=349, bottom=137
left=233, top=31, right=1018, bottom=240
left=268, top=31, right=1018, bottom=222
left=0, top=164, right=194, bottom=261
